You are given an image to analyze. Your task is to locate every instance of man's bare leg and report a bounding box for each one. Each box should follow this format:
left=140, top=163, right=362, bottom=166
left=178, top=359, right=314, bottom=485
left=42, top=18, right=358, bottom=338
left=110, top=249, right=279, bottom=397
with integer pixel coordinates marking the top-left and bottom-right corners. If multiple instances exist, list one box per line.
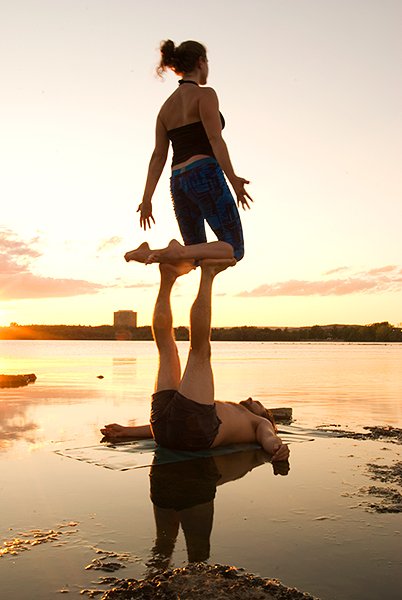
left=152, top=261, right=195, bottom=392
left=124, top=239, right=234, bottom=264
left=178, top=258, right=236, bottom=405
left=101, top=261, right=195, bottom=439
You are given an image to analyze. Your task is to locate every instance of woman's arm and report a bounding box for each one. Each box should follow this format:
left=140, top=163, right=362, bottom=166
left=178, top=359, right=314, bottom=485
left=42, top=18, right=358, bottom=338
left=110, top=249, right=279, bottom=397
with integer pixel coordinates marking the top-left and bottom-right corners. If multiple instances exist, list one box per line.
left=138, top=116, right=170, bottom=230
left=199, top=88, right=253, bottom=210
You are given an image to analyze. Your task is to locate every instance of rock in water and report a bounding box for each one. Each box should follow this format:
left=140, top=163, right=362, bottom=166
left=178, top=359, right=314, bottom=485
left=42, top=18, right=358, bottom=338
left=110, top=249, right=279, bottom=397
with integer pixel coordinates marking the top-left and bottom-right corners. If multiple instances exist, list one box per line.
left=0, top=374, right=37, bottom=388
left=101, top=563, right=319, bottom=599
left=270, top=407, right=292, bottom=423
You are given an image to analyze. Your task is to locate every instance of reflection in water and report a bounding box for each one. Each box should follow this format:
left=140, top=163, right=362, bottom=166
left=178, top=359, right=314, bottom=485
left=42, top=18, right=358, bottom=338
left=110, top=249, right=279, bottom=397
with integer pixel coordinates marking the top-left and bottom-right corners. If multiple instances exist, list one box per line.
left=0, top=384, right=104, bottom=453
left=0, top=400, right=38, bottom=451
left=112, top=358, right=137, bottom=365
left=2, top=341, right=402, bottom=434
left=112, top=357, right=138, bottom=389
left=147, top=450, right=290, bottom=574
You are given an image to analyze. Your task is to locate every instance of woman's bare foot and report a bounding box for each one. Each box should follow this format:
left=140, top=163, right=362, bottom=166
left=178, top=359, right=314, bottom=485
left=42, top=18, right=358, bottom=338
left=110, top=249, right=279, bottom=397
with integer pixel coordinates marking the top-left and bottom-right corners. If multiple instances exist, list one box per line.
left=200, top=258, right=237, bottom=276
left=159, top=261, right=196, bottom=279
left=124, top=240, right=187, bottom=264
left=146, top=239, right=186, bottom=264
left=124, top=242, right=151, bottom=263
left=126, top=240, right=235, bottom=265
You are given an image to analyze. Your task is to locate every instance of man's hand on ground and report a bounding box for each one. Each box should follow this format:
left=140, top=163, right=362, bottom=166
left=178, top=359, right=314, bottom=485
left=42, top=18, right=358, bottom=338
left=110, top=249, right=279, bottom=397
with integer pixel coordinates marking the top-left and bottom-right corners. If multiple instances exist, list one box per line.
left=271, top=442, right=290, bottom=462
left=100, top=423, right=127, bottom=438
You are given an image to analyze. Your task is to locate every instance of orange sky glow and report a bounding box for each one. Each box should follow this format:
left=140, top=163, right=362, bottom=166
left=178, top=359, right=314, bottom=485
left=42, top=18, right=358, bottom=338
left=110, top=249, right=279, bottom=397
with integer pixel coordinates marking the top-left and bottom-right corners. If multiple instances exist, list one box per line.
left=1, top=0, right=401, bottom=327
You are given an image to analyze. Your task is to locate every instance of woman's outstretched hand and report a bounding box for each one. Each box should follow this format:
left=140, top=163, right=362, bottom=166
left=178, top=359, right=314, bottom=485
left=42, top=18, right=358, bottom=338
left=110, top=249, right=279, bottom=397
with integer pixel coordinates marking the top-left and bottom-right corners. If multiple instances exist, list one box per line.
left=233, top=177, right=253, bottom=210
left=137, top=202, right=155, bottom=230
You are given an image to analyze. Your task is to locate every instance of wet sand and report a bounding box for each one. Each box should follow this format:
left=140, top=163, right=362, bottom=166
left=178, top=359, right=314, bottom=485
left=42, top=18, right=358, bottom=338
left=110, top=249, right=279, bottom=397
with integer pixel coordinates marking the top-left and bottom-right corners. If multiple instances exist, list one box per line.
left=316, top=424, right=402, bottom=444
left=315, top=425, right=402, bottom=513
left=2, top=425, right=402, bottom=599
left=80, top=427, right=402, bottom=599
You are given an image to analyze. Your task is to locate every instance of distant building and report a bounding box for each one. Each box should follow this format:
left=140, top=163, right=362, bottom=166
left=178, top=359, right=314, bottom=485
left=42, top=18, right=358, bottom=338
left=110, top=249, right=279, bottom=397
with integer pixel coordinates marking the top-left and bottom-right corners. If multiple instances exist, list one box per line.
left=114, top=310, right=137, bottom=328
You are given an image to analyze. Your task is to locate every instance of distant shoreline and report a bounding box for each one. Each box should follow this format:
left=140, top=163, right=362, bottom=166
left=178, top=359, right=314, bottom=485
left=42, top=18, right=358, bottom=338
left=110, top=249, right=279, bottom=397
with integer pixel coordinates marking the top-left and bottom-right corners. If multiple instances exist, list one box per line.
left=1, top=322, right=401, bottom=342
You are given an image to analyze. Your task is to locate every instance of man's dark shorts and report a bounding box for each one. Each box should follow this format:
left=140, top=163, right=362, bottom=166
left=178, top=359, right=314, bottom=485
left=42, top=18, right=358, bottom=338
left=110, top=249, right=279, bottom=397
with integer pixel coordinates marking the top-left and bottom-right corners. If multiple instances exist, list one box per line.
left=151, top=389, right=222, bottom=452
left=150, top=457, right=220, bottom=511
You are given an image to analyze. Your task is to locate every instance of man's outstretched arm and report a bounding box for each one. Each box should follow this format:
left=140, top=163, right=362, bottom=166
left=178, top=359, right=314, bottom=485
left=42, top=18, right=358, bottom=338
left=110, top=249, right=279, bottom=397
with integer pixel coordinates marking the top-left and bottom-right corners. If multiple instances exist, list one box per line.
left=101, top=423, right=153, bottom=439
left=255, top=421, right=290, bottom=462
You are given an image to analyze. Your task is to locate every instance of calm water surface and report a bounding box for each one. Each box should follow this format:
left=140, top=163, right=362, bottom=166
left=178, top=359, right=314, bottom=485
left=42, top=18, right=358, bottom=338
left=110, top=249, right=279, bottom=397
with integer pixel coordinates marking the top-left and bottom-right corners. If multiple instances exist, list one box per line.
left=1, top=341, right=401, bottom=599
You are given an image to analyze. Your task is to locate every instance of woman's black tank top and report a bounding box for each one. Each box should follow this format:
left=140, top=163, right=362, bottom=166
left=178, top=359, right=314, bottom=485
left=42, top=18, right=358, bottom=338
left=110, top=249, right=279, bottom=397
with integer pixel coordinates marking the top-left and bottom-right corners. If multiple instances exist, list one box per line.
left=167, top=113, right=225, bottom=166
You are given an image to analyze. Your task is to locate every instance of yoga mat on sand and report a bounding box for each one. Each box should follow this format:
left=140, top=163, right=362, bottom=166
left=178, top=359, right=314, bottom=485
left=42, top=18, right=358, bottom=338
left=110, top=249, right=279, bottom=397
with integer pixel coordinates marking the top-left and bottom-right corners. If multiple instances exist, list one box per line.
left=55, top=427, right=313, bottom=471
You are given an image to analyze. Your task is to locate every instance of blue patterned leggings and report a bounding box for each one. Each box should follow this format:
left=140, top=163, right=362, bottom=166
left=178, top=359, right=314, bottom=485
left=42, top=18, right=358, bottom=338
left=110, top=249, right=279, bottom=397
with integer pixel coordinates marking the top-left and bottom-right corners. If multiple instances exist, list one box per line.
left=170, top=157, right=244, bottom=261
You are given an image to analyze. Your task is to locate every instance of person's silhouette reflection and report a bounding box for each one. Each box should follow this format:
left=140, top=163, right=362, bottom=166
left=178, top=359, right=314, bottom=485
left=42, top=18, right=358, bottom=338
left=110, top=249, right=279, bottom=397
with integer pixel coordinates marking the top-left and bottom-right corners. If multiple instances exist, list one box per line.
left=147, top=448, right=289, bottom=574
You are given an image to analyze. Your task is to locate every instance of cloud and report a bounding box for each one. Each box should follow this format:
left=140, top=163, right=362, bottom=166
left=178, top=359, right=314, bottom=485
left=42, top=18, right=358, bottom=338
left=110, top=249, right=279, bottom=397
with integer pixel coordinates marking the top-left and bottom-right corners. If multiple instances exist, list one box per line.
left=237, top=266, right=402, bottom=298
left=112, top=276, right=156, bottom=288
left=0, top=229, right=41, bottom=259
left=0, top=229, right=106, bottom=300
left=0, top=273, right=105, bottom=300
left=0, top=254, right=28, bottom=275
left=97, top=236, right=123, bottom=252
left=366, top=265, right=397, bottom=276
left=124, top=282, right=157, bottom=289
left=0, top=229, right=41, bottom=275
left=323, top=266, right=350, bottom=276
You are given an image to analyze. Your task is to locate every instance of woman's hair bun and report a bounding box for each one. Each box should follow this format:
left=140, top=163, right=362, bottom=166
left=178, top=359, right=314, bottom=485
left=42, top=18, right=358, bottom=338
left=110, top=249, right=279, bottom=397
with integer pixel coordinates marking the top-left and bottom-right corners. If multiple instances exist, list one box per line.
left=157, top=39, right=206, bottom=78
left=160, top=39, right=176, bottom=68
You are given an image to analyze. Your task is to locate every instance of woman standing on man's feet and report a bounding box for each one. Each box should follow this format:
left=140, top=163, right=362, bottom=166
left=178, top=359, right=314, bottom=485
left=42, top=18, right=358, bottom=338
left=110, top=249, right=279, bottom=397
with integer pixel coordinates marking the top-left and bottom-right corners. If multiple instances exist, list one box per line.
left=126, top=39, right=252, bottom=265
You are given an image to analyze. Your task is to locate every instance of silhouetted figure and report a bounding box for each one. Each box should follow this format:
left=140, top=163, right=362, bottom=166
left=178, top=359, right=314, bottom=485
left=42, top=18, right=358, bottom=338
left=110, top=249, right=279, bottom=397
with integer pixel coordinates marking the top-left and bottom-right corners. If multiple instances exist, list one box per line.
left=125, top=39, right=252, bottom=264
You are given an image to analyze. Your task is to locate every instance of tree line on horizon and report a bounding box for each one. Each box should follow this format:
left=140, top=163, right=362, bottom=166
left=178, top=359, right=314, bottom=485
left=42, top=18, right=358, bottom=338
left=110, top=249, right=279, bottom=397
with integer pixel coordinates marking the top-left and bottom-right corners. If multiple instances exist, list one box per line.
left=1, top=321, right=401, bottom=342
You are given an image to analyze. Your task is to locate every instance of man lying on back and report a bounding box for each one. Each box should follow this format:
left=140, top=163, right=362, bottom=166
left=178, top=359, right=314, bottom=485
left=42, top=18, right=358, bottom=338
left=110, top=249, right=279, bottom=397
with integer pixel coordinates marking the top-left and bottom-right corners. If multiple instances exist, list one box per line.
left=102, top=260, right=289, bottom=463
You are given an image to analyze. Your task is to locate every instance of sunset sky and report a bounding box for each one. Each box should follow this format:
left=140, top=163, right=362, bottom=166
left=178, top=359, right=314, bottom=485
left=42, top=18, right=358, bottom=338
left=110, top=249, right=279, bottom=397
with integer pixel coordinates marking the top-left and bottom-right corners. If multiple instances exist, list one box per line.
left=1, top=0, right=401, bottom=327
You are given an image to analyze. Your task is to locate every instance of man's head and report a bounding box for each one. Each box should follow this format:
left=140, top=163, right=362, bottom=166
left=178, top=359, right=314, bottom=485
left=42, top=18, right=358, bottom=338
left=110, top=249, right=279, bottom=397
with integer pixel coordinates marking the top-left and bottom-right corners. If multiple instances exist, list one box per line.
left=239, top=398, right=277, bottom=432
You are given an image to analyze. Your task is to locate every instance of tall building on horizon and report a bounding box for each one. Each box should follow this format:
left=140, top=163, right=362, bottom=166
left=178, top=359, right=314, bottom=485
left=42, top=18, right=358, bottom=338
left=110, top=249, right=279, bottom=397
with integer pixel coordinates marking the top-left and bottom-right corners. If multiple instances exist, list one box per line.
left=113, top=310, right=137, bottom=328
